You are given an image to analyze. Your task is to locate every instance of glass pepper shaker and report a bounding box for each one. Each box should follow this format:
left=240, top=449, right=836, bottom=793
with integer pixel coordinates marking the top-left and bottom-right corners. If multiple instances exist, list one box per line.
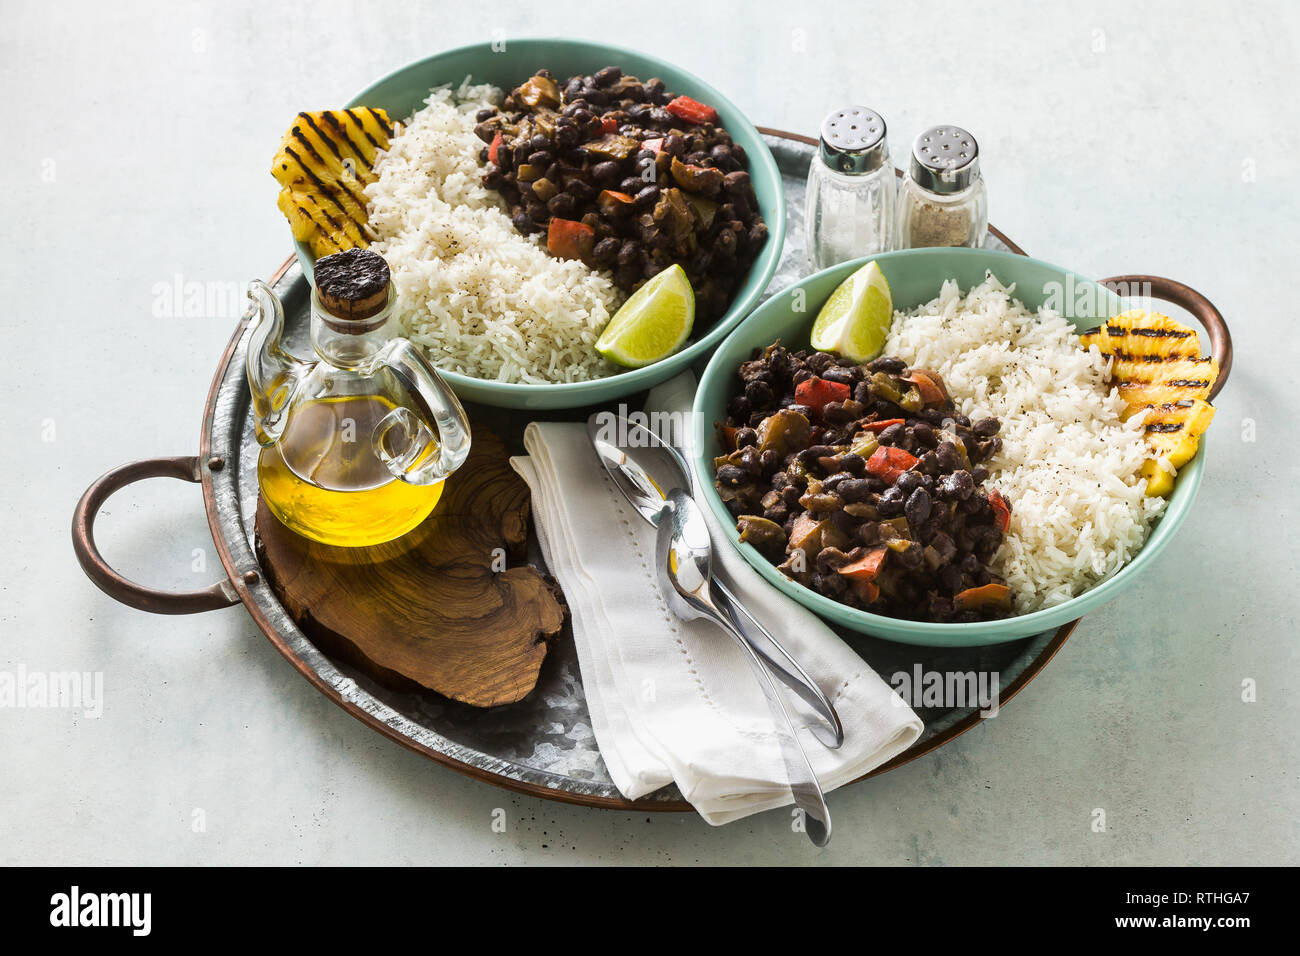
left=896, top=125, right=988, bottom=249
left=804, top=106, right=896, bottom=272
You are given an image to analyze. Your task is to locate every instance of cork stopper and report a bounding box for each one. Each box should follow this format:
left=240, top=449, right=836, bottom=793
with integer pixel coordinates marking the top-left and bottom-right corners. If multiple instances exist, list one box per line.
left=314, top=248, right=391, bottom=327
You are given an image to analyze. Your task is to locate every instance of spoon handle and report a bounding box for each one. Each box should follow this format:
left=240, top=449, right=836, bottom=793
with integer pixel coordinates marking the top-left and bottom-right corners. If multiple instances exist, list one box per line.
left=702, top=601, right=833, bottom=847
left=710, top=574, right=845, bottom=749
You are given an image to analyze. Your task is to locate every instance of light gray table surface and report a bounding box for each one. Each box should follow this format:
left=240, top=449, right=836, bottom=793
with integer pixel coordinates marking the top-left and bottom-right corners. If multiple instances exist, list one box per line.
left=3, top=0, right=1295, bottom=865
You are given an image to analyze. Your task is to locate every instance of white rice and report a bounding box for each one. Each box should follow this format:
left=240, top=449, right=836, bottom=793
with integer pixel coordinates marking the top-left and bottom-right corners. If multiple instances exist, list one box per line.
left=366, top=81, right=624, bottom=384
left=884, top=274, right=1166, bottom=611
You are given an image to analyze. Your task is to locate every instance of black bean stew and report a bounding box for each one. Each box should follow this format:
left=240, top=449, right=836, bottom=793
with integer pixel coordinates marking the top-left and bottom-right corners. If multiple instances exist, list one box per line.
left=714, top=343, right=1016, bottom=623
left=474, top=67, right=768, bottom=325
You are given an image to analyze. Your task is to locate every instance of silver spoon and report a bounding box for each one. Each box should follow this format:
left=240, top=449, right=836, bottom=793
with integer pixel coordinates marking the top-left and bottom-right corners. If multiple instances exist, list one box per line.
left=657, top=488, right=832, bottom=846
left=586, top=413, right=844, bottom=749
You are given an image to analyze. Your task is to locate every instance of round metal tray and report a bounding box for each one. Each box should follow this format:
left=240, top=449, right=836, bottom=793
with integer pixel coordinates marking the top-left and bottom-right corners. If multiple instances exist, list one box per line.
left=75, top=132, right=1079, bottom=810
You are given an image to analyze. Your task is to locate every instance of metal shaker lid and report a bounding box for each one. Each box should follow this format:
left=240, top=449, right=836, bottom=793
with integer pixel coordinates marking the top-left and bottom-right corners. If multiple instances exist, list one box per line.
left=909, top=126, right=981, bottom=194
left=818, top=106, right=889, bottom=174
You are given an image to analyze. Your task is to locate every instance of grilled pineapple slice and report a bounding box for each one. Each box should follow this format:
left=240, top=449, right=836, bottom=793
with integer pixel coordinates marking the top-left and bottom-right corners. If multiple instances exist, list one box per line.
left=1083, top=310, right=1219, bottom=496
left=271, top=108, right=395, bottom=259
left=1114, top=356, right=1219, bottom=406
left=1080, top=309, right=1202, bottom=360
left=1129, top=398, right=1213, bottom=464
left=1122, top=398, right=1216, bottom=434
left=1125, top=397, right=1216, bottom=479
left=1129, top=406, right=1212, bottom=476
left=1146, top=425, right=1205, bottom=470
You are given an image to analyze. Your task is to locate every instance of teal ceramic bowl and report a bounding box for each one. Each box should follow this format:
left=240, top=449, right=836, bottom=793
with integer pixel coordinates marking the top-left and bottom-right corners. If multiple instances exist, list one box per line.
left=693, top=248, right=1211, bottom=646
left=290, top=38, right=785, bottom=410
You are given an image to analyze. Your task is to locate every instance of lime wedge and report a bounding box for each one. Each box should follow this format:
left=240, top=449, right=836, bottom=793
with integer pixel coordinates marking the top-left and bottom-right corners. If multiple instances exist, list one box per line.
left=810, top=260, right=893, bottom=362
left=596, top=264, right=695, bottom=368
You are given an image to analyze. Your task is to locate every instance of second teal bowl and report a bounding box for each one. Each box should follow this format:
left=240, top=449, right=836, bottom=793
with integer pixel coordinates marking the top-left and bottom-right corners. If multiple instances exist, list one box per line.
left=692, top=248, right=1209, bottom=646
left=292, top=38, right=785, bottom=410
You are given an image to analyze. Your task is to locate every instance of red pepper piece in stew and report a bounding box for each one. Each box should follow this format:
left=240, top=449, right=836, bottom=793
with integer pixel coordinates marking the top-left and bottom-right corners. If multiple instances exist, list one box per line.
left=988, top=488, right=1011, bottom=532
left=794, top=376, right=851, bottom=413
left=901, top=368, right=949, bottom=405
left=547, top=218, right=594, bottom=260
left=665, top=95, right=719, bottom=125
left=837, top=546, right=888, bottom=582
left=860, top=418, right=906, bottom=433
left=954, top=582, right=1013, bottom=612
left=865, top=446, right=919, bottom=484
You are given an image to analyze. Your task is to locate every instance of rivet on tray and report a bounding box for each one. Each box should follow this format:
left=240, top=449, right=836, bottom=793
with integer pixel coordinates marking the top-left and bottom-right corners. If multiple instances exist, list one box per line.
left=208, top=456, right=226, bottom=471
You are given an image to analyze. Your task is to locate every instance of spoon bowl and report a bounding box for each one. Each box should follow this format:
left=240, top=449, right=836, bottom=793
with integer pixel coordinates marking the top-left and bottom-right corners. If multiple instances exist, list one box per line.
left=586, top=412, right=692, bottom=527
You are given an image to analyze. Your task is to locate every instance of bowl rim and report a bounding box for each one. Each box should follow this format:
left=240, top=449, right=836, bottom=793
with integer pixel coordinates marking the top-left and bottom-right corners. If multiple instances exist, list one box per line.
left=691, top=246, right=1206, bottom=644
left=294, top=36, right=786, bottom=399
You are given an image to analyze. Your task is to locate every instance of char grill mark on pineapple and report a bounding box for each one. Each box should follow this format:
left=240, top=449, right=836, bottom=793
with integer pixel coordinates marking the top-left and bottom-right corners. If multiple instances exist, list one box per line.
left=296, top=195, right=347, bottom=252
left=320, top=111, right=377, bottom=171
left=1107, top=325, right=1194, bottom=338
left=345, top=108, right=386, bottom=152
left=1109, top=351, right=1198, bottom=362
left=1131, top=398, right=1215, bottom=440
left=365, top=107, right=393, bottom=137
left=299, top=112, right=349, bottom=165
left=1119, top=381, right=1212, bottom=406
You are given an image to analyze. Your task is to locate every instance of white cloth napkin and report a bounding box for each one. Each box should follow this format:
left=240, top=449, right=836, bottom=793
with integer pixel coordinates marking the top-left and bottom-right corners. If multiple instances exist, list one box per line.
left=509, top=371, right=923, bottom=825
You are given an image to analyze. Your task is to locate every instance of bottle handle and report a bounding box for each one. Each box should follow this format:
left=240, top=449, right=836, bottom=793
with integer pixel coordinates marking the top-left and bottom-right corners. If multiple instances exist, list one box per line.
left=244, top=279, right=308, bottom=446
left=370, top=338, right=472, bottom=486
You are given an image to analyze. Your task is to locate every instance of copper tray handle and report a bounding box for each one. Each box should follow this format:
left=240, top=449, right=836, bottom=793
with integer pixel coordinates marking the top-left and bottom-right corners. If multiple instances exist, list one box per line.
left=72, top=455, right=241, bottom=614
left=1098, top=274, right=1232, bottom=400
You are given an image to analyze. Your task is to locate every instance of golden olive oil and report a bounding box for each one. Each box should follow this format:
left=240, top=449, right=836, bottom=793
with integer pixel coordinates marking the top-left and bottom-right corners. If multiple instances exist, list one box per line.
left=258, top=394, right=443, bottom=547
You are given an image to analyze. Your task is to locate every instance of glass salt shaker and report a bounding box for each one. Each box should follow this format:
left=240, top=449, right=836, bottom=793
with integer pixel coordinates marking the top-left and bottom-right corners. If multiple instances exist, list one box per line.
left=896, top=125, right=988, bottom=249
left=804, top=106, right=896, bottom=272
